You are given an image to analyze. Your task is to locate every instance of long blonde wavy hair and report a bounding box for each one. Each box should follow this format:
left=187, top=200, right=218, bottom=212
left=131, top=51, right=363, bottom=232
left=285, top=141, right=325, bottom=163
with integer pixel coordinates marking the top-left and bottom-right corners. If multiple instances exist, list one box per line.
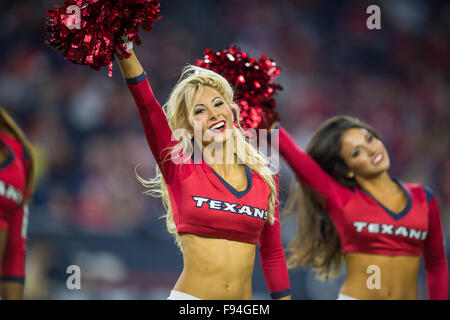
left=137, top=65, right=277, bottom=249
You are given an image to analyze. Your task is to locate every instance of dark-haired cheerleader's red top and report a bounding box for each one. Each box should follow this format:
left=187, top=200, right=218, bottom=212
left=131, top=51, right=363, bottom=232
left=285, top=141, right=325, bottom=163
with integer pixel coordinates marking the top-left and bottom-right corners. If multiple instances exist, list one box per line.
left=0, top=132, right=31, bottom=284
left=273, top=124, right=448, bottom=300
left=124, top=72, right=291, bottom=299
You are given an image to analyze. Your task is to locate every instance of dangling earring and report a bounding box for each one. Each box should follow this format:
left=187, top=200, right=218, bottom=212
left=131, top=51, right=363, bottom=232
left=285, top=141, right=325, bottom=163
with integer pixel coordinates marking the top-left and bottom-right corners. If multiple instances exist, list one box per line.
left=347, top=172, right=355, bottom=179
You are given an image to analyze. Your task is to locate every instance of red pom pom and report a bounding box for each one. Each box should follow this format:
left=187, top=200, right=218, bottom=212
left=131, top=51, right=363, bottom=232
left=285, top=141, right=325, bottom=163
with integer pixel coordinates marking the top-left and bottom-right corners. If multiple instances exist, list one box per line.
left=45, top=0, right=161, bottom=77
left=195, top=46, right=282, bottom=130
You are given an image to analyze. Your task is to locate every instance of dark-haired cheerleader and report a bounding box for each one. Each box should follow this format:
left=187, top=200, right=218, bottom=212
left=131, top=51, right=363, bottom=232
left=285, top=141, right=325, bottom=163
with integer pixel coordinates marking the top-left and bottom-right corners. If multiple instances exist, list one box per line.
left=271, top=116, right=448, bottom=299
left=0, top=107, right=35, bottom=300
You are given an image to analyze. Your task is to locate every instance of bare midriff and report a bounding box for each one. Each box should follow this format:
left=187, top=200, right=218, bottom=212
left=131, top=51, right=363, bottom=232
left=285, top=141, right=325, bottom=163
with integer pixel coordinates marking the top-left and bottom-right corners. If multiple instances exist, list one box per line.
left=173, top=234, right=256, bottom=300
left=340, top=252, right=420, bottom=300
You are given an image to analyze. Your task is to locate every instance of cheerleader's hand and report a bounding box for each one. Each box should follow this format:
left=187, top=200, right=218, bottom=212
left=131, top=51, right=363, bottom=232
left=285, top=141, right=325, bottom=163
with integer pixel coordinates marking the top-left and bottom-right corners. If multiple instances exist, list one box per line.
left=116, top=33, right=134, bottom=60
left=116, top=40, right=143, bottom=79
left=122, top=34, right=133, bottom=52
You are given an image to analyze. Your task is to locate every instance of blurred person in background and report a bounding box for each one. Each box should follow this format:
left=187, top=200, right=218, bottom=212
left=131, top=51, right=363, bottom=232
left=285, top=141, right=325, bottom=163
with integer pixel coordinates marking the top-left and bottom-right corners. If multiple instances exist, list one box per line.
left=0, top=107, right=35, bottom=299
left=115, top=39, right=291, bottom=300
left=271, top=115, right=448, bottom=300
left=0, top=0, right=447, bottom=299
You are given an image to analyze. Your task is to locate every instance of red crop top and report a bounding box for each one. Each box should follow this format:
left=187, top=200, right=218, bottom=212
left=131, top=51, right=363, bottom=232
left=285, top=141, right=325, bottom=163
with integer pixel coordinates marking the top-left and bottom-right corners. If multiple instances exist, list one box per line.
left=274, top=124, right=448, bottom=299
left=124, top=72, right=291, bottom=298
left=0, top=131, right=30, bottom=283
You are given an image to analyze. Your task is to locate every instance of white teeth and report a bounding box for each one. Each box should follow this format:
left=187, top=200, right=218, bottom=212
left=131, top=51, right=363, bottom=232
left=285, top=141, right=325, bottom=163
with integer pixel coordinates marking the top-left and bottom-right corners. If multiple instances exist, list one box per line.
left=210, top=121, right=225, bottom=130
left=373, top=153, right=382, bottom=165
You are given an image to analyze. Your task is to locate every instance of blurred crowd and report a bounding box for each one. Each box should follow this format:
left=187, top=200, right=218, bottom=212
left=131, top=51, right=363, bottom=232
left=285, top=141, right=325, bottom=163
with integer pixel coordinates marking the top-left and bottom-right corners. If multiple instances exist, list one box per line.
left=0, top=0, right=448, bottom=299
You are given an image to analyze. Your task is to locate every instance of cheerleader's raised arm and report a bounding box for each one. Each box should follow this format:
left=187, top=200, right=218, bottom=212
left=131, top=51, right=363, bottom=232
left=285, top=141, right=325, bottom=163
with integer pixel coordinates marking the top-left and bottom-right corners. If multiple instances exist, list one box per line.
left=117, top=50, right=179, bottom=182
left=271, top=123, right=352, bottom=212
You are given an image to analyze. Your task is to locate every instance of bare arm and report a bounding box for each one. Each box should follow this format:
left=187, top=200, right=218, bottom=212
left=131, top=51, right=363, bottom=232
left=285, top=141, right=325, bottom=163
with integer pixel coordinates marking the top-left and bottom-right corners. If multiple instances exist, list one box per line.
left=1, top=282, right=23, bottom=300
left=117, top=49, right=144, bottom=79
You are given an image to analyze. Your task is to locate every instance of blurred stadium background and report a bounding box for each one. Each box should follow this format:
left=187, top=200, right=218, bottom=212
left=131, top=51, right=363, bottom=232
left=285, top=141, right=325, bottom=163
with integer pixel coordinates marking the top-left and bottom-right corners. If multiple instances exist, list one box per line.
left=0, top=0, right=448, bottom=299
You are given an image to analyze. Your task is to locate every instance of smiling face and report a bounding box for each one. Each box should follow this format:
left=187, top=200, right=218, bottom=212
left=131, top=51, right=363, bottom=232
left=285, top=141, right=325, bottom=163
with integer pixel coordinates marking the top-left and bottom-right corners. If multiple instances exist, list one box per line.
left=340, top=127, right=390, bottom=179
left=188, top=86, right=235, bottom=146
